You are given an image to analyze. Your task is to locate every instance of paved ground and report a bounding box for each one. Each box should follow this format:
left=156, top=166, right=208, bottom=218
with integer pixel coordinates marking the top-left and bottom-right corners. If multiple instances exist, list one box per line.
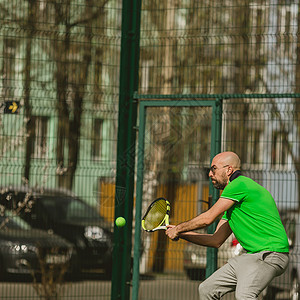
left=138, top=274, right=289, bottom=300
left=0, top=274, right=290, bottom=300
left=0, top=275, right=111, bottom=300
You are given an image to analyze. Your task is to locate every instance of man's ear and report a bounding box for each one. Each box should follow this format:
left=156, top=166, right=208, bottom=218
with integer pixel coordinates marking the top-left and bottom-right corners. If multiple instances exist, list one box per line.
left=226, top=166, right=234, bottom=177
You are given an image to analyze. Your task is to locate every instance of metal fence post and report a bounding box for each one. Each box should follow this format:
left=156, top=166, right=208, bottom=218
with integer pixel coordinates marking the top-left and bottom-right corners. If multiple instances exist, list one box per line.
left=206, top=99, right=223, bottom=278
left=111, top=0, right=142, bottom=299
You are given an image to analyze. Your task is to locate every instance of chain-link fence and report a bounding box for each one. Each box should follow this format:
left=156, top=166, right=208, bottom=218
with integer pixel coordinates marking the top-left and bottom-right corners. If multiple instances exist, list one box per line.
left=135, top=1, right=300, bottom=298
left=0, top=0, right=299, bottom=300
left=0, top=0, right=121, bottom=299
left=133, top=97, right=299, bottom=300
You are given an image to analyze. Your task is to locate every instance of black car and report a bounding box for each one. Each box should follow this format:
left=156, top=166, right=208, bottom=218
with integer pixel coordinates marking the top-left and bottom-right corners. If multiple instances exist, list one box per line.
left=0, top=187, right=113, bottom=277
left=0, top=211, right=75, bottom=279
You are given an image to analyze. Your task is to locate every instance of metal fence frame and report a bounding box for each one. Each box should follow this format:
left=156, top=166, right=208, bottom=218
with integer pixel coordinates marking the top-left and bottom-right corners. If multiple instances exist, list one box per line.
left=124, top=94, right=300, bottom=300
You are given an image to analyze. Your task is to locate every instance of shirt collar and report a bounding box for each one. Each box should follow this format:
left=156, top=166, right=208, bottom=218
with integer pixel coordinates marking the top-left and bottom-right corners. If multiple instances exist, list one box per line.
left=229, top=170, right=242, bottom=182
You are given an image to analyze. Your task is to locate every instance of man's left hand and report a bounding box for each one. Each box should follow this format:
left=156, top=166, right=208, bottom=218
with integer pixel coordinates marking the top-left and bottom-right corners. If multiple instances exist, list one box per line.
left=166, top=225, right=179, bottom=241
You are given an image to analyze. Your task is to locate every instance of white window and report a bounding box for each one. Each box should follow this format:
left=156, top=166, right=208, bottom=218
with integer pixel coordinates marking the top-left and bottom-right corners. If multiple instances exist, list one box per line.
left=92, top=118, right=103, bottom=160
left=2, top=38, right=16, bottom=99
left=31, top=116, right=49, bottom=158
left=271, top=131, right=288, bottom=168
left=246, top=129, right=261, bottom=165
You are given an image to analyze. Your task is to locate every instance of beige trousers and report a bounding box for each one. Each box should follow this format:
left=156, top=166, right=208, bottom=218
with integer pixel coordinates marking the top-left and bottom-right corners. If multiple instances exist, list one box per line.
left=198, top=251, right=289, bottom=300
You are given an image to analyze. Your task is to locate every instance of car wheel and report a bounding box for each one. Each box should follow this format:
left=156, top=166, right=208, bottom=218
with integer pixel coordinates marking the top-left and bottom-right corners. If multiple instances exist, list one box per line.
left=290, top=275, right=300, bottom=300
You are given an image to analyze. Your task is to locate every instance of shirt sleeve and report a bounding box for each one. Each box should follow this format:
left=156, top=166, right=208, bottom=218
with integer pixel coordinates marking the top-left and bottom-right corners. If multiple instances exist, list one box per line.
left=220, top=180, right=245, bottom=203
left=222, top=211, right=228, bottom=221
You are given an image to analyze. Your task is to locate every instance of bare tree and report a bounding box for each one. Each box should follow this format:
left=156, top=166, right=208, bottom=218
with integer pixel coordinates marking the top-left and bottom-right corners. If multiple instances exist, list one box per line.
left=24, top=0, right=38, bottom=181
left=48, top=0, right=108, bottom=189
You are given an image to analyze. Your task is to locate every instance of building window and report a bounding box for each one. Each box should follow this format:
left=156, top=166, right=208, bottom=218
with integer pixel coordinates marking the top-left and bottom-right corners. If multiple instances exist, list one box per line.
left=94, top=48, right=103, bottom=103
left=2, top=38, right=16, bottom=99
left=271, top=131, right=288, bottom=167
left=31, top=116, right=49, bottom=158
left=92, top=119, right=103, bottom=160
left=188, top=125, right=210, bottom=165
left=246, top=129, right=261, bottom=165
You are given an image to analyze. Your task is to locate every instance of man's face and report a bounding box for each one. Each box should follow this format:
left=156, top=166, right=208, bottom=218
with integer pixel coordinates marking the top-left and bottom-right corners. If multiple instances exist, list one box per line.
left=209, top=163, right=229, bottom=190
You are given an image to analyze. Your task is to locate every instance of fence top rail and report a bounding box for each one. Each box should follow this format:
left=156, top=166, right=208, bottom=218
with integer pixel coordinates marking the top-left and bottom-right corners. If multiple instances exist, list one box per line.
left=133, top=92, right=300, bottom=100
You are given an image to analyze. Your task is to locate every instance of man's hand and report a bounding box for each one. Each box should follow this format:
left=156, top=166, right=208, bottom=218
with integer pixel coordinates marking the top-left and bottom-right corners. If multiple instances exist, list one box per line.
left=165, top=225, right=180, bottom=241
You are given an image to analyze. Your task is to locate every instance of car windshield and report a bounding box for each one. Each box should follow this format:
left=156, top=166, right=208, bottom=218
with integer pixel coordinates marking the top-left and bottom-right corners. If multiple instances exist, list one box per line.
left=40, top=196, right=102, bottom=221
left=0, top=211, right=31, bottom=230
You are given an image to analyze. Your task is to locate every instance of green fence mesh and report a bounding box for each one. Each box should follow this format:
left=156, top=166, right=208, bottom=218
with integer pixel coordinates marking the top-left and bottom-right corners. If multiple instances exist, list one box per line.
left=138, top=1, right=299, bottom=95
left=135, top=97, right=300, bottom=300
left=0, top=0, right=121, bottom=299
left=0, top=0, right=299, bottom=300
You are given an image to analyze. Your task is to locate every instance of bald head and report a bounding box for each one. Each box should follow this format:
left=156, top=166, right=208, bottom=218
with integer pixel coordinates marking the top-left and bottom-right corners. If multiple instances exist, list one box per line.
left=212, top=152, right=241, bottom=171
left=209, top=152, right=241, bottom=189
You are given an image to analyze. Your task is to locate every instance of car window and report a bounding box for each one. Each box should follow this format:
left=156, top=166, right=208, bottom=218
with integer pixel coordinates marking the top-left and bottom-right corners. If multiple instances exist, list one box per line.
left=66, top=200, right=99, bottom=220
left=40, top=196, right=101, bottom=221
left=37, top=197, right=66, bottom=221
left=0, top=211, right=31, bottom=230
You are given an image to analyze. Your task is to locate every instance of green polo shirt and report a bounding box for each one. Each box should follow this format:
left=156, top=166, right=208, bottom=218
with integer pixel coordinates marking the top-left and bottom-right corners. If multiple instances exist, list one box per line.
left=221, top=175, right=289, bottom=253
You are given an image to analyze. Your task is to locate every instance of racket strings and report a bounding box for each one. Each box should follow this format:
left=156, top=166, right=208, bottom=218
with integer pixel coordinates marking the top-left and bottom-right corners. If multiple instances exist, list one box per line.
left=143, top=200, right=168, bottom=230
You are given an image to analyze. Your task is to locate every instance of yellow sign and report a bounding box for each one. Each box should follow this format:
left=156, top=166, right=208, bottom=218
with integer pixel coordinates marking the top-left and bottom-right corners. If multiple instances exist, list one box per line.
left=4, top=101, right=20, bottom=114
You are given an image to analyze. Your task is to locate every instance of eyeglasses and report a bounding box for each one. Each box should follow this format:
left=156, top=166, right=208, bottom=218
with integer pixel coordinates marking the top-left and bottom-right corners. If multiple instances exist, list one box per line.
left=209, top=165, right=229, bottom=174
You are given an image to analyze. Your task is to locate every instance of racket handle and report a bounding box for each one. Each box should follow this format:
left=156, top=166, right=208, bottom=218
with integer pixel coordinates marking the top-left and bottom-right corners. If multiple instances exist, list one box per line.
left=152, top=225, right=167, bottom=231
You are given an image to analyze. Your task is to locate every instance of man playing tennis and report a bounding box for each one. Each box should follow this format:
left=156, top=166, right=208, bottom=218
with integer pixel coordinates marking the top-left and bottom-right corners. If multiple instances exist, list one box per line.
left=166, top=151, right=289, bottom=299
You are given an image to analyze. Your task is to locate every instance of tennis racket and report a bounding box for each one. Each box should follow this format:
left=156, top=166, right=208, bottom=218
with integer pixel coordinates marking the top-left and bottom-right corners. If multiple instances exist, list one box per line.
left=142, top=197, right=170, bottom=232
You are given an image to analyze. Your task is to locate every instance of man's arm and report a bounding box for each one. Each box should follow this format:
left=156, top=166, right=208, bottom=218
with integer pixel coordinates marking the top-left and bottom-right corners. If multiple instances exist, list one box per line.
left=165, top=197, right=235, bottom=240
left=176, top=219, right=232, bottom=248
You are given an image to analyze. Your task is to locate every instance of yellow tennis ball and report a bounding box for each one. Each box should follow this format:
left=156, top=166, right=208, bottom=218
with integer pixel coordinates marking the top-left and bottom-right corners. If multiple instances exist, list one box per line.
left=115, top=217, right=126, bottom=227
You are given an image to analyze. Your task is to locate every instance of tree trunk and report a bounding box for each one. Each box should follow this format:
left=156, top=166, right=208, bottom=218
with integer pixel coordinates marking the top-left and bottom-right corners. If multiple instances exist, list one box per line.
left=24, top=0, right=37, bottom=182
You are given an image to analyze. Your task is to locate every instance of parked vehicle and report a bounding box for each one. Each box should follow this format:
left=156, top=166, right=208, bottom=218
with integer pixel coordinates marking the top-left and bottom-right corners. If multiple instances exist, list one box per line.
left=0, top=211, right=75, bottom=279
left=263, top=212, right=300, bottom=300
left=0, top=186, right=113, bottom=277
left=183, top=231, right=245, bottom=280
